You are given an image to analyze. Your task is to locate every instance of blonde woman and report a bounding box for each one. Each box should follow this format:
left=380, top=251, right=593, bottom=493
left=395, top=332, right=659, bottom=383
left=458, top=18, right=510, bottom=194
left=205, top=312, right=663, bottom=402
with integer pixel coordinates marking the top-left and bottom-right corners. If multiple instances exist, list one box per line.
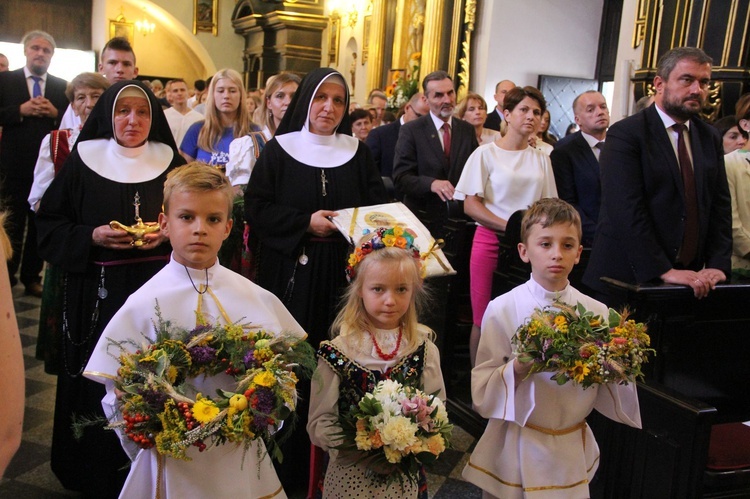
left=456, top=92, right=500, bottom=145
left=180, top=68, right=253, bottom=170
left=225, top=73, right=300, bottom=279
left=227, top=72, right=300, bottom=187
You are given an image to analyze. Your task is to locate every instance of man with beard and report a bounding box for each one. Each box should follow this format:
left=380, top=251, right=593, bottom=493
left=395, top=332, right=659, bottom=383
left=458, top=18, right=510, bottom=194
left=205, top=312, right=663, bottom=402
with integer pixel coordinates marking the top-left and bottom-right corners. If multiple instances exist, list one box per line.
left=551, top=90, right=610, bottom=247
left=583, top=47, right=731, bottom=305
left=393, top=70, right=478, bottom=238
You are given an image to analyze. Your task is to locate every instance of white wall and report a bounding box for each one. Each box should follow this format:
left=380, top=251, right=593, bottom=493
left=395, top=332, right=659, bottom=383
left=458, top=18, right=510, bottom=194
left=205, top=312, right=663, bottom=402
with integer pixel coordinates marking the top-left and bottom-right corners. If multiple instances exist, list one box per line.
left=473, top=0, right=604, bottom=107
left=609, top=0, right=643, bottom=123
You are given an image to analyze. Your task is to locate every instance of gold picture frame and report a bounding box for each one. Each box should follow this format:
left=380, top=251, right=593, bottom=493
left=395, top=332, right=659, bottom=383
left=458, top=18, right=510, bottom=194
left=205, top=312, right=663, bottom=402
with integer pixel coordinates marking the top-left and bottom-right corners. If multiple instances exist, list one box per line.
left=109, top=16, right=135, bottom=45
left=194, top=0, right=218, bottom=36
left=362, top=15, right=371, bottom=64
left=328, top=15, right=341, bottom=65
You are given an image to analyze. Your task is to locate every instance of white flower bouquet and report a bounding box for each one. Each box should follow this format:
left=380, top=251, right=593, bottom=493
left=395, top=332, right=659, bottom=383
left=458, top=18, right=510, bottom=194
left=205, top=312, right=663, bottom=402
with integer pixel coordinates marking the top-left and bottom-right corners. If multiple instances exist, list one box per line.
left=334, top=379, right=453, bottom=485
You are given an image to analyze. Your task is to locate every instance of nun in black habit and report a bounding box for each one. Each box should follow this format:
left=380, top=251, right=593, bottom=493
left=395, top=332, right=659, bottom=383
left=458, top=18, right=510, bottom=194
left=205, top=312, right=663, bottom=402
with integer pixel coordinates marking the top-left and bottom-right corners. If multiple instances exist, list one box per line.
left=246, top=67, right=387, bottom=492
left=36, top=80, right=186, bottom=498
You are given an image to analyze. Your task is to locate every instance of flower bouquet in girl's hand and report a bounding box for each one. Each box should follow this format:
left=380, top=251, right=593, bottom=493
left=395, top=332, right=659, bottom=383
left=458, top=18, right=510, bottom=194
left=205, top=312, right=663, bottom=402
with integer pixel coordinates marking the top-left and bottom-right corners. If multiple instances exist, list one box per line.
left=90, top=303, right=316, bottom=462
left=511, top=301, right=654, bottom=389
left=333, top=379, right=453, bottom=485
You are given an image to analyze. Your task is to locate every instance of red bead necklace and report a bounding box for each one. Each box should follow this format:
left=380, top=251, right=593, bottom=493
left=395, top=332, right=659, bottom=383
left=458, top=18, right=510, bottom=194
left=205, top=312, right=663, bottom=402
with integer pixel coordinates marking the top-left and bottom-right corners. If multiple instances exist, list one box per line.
left=369, top=326, right=403, bottom=361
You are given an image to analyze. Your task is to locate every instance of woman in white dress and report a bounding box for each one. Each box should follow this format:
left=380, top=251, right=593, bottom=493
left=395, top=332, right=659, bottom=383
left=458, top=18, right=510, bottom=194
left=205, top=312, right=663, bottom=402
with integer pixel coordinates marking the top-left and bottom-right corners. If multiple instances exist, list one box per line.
left=454, top=85, right=557, bottom=367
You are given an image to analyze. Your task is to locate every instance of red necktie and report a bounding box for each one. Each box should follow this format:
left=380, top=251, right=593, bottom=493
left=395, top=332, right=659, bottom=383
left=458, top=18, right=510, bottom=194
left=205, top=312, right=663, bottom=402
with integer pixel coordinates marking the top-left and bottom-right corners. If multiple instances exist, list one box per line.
left=442, top=123, right=451, bottom=159
left=673, top=123, right=698, bottom=266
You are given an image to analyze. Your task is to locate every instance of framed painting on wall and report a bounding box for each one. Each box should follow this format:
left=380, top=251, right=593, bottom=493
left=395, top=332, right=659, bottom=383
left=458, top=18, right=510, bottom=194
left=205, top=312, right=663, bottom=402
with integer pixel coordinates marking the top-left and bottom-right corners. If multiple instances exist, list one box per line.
left=109, top=16, right=134, bottom=45
left=194, top=0, right=218, bottom=36
left=328, top=15, right=340, bottom=66
left=362, top=15, right=371, bottom=64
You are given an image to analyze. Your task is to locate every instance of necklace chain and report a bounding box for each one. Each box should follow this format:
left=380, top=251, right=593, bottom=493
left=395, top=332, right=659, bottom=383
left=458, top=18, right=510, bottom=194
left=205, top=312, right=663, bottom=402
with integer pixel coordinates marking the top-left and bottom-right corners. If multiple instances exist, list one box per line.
left=369, top=326, right=403, bottom=361
left=184, top=265, right=209, bottom=294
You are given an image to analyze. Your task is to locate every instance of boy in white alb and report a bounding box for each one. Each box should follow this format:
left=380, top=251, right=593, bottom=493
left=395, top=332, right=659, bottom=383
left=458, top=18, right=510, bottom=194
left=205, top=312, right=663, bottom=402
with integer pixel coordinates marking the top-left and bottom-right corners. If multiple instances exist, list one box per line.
left=462, top=198, right=641, bottom=498
left=85, top=163, right=304, bottom=498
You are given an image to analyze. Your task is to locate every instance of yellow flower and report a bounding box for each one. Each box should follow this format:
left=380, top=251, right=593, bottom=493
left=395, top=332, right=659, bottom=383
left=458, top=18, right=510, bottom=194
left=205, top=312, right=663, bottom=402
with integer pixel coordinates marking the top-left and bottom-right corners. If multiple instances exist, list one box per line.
left=554, top=315, right=568, bottom=332
left=166, top=365, right=178, bottom=384
left=383, top=234, right=396, bottom=247
left=254, top=370, right=277, bottom=388
left=348, top=253, right=359, bottom=266
left=254, top=347, right=274, bottom=364
left=355, top=432, right=373, bottom=451
left=384, top=446, right=403, bottom=463
left=380, top=415, right=419, bottom=450
left=225, top=324, right=245, bottom=342
left=229, top=394, right=248, bottom=411
left=570, top=360, right=590, bottom=383
left=393, top=226, right=404, bottom=237
left=192, top=397, right=220, bottom=423
left=425, top=434, right=446, bottom=455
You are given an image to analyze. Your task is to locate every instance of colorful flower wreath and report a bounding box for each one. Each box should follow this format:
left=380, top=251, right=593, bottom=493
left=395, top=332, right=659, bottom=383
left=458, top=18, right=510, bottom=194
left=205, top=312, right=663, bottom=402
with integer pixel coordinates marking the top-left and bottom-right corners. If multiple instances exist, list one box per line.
left=512, top=301, right=654, bottom=389
left=345, top=226, right=422, bottom=282
left=97, top=304, right=316, bottom=462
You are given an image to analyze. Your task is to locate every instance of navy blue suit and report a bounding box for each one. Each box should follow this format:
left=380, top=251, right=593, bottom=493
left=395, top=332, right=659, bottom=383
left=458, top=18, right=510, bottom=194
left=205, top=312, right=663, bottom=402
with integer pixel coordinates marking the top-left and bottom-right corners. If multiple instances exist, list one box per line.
left=392, top=114, right=478, bottom=237
left=484, top=108, right=503, bottom=132
left=550, top=131, right=601, bottom=246
left=583, top=104, right=732, bottom=298
left=0, top=68, right=68, bottom=285
left=365, top=119, right=401, bottom=178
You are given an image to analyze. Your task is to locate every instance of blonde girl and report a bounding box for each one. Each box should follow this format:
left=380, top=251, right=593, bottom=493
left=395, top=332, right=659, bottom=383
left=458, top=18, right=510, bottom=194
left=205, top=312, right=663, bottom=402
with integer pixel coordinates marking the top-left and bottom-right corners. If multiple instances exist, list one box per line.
left=307, top=235, right=446, bottom=498
left=179, top=68, right=253, bottom=168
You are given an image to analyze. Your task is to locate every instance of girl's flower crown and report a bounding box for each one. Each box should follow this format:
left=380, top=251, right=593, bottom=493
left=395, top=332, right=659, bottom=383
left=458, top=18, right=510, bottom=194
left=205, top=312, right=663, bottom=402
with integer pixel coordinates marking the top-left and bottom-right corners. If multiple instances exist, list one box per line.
left=345, top=226, right=422, bottom=282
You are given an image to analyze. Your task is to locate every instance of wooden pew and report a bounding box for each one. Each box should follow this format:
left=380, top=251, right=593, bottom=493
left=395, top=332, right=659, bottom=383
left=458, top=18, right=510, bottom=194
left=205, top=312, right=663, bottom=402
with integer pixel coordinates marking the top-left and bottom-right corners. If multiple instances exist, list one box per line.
left=590, top=279, right=750, bottom=498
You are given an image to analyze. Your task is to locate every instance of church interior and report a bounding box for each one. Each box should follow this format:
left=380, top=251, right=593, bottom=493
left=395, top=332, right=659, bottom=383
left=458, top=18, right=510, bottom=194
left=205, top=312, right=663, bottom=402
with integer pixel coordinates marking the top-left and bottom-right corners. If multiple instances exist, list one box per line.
left=2, top=0, right=750, bottom=497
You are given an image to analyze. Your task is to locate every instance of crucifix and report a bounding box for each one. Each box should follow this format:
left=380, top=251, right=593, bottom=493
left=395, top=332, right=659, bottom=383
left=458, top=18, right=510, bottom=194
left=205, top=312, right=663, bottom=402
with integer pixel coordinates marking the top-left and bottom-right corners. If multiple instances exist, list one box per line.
left=321, top=171, right=329, bottom=197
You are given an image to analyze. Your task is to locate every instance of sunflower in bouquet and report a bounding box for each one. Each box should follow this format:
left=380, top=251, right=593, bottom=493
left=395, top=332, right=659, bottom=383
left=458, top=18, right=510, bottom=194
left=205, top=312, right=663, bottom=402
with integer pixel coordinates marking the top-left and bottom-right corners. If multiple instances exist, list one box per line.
left=101, top=304, right=316, bottom=462
left=512, top=301, right=654, bottom=389
left=333, top=379, right=453, bottom=486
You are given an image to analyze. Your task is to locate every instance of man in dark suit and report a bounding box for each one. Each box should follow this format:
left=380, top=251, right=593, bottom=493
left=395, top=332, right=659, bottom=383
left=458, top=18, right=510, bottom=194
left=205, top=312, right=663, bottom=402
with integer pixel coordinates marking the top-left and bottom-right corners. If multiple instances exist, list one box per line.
left=583, top=47, right=731, bottom=305
left=0, top=30, right=68, bottom=296
left=484, top=79, right=515, bottom=132
left=550, top=90, right=610, bottom=247
left=366, top=91, right=429, bottom=180
left=393, top=70, right=479, bottom=238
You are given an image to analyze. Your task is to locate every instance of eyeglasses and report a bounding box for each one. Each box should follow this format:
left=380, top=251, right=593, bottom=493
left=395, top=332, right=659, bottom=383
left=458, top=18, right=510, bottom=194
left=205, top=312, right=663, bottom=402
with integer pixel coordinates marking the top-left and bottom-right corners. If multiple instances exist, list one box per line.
left=409, top=107, right=423, bottom=118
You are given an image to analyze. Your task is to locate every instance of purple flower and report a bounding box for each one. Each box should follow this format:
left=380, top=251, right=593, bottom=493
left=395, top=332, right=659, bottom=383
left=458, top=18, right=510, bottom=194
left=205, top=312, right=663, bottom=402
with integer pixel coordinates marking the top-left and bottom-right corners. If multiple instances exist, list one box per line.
left=189, top=345, right=217, bottom=365
left=243, top=350, right=256, bottom=369
left=186, top=324, right=212, bottom=340
left=254, top=386, right=275, bottom=414
left=140, top=388, right=169, bottom=410
left=254, top=415, right=269, bottom=431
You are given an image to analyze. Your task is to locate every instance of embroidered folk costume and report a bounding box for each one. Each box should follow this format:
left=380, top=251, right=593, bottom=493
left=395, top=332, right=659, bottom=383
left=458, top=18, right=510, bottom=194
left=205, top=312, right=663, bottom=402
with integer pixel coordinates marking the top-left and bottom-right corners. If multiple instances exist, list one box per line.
left=308, top=325, right=445, bottom=498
